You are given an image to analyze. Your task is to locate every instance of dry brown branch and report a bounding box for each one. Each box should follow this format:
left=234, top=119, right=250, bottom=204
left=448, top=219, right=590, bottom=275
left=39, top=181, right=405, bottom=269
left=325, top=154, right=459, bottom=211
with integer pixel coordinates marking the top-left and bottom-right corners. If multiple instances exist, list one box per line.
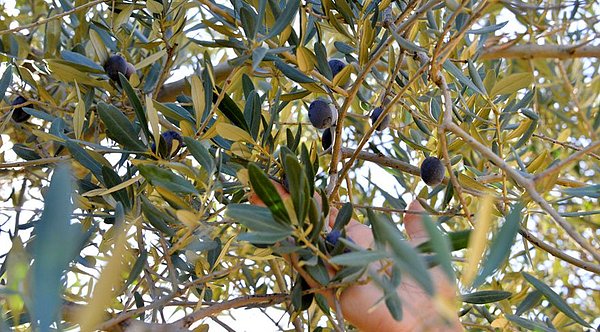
left=480, top=44, right=600, bottom=60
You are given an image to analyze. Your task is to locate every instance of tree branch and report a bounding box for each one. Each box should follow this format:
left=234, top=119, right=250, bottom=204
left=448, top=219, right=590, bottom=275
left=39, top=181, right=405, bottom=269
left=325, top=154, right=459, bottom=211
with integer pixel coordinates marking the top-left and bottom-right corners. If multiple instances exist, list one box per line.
left=481, top=44, right=600, bottom=60
left=519, top=227, right=600, bottom=274
left=172, top=294, right=289, bottom=329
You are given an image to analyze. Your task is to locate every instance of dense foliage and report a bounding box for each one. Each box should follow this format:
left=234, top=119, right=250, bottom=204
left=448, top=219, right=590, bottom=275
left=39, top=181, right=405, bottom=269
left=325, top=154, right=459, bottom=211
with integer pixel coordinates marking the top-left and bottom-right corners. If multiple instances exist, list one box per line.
left=0, top=0, right=599, bottom=330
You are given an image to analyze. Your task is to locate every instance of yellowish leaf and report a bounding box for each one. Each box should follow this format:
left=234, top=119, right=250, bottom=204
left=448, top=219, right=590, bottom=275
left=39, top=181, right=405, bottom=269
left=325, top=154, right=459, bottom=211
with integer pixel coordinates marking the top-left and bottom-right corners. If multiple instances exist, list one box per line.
left=73, top=81, right=85, bottom=140
left=146, top=95, right=160, bottom=150
left=505, top=119, right=532, bottom=140
left=77, top=226, right=130, bottom=331
left=216, top=122, right=254, bottom=143
left=146, top=0, right=163, bottom=13
left=491, top=317, right=509, bottom=329
left=89, top=29, right=109, bottom=66
left=490, top=73, right=533, bottom=96
left=191, top=75, right=205, bottom=126
left=176, top=209, right=199, bottom=228
left=82, top=176, right=142, bottom=197
left=462, top=195, right=494, bottom=286
left=296, top=46, right=315, bottom=72
left=134, top=49, right=167, bottom=70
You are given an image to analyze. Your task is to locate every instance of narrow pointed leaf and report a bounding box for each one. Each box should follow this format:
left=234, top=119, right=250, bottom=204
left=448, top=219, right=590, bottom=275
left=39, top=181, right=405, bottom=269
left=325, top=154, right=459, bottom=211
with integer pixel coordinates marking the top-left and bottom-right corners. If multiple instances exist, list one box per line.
left=522, top=272, right=591, bottom=327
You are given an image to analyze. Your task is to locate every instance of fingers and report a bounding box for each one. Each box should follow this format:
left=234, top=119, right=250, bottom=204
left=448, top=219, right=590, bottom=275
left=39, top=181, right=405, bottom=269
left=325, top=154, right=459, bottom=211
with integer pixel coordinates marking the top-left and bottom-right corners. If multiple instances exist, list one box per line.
left=404, top=200, right=429, bottom=246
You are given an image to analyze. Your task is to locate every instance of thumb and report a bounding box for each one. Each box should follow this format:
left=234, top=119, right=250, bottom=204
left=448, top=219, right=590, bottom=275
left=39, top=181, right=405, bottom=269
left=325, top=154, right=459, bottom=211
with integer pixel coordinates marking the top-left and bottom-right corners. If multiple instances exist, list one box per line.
left=404, top=200, right=429, bottom=246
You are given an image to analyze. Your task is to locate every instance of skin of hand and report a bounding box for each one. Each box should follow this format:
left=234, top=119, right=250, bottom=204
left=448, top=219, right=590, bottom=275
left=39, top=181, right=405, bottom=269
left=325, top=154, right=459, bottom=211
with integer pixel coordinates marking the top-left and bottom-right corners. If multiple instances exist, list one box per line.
left=248, top=182, right=463, bottom=332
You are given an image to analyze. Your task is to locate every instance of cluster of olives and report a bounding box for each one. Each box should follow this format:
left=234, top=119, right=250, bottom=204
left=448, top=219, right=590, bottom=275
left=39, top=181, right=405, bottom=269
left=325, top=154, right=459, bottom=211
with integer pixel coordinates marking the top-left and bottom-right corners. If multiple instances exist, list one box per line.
left=308, top=59, right=393, bottom=150
left=103, top=54, right=136, bottom=84
left=306, top=59, right=445, bottom=187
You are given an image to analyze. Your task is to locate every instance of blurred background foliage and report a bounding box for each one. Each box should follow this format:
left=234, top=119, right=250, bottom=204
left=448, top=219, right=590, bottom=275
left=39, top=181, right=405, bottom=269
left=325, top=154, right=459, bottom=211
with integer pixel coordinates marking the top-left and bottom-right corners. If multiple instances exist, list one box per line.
left=0, top=0, right=599, bottom=330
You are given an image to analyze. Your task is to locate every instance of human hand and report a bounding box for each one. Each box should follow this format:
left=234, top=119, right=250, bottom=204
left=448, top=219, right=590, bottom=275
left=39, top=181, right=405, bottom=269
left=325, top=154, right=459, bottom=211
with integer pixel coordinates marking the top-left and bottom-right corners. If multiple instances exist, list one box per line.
left=248, top=183, right=463, bottom=332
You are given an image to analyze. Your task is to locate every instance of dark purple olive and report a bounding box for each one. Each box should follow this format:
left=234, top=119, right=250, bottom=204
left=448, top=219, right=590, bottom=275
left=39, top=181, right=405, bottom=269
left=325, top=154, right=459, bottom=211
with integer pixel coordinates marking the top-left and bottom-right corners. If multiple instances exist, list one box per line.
left=104, top=55, right=130, bottom=82
left=420, top=156, right=445, bottom=186
left=370, top=107, right=390, bottom=131
left=325, top=229, right=342, bottom=246
left=151, top=130, right=183, bottom=159
left=322, top=127, right=333, bottom=150
left=308, top=100, right=336, bottom=129
left=328, top=59, right=346, bottom=78
left=11, top=96, right=30, bottom=123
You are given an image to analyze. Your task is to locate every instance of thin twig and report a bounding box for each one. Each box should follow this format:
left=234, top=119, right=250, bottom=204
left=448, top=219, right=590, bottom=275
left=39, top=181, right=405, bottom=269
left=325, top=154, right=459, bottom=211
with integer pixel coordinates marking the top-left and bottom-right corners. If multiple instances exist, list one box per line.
left=534, top=140, right=600, bottom=182
left=519, top=227, right=600, bottom=274
left=173, top=294, right=289, bottom=329
left=445, top=122, right=600, bottom=262
left=327, top=0, right=441, bottom=196
left=0, top=0, right=108, bottom=36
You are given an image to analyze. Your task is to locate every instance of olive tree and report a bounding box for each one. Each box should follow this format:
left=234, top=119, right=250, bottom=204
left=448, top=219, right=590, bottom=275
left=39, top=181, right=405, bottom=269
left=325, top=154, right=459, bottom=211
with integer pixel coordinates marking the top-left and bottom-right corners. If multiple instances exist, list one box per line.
left=0, top=0, right=599, bottom=330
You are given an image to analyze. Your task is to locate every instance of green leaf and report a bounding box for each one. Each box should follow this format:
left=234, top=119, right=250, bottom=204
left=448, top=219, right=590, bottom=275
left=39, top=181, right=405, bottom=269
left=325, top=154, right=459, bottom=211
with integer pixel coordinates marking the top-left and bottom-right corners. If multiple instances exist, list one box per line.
left=226, top=204, right=292, bottom=241
left=248, top=163, right=291, bottom=225
left=275, top=60, right=316, bottom=83
left=514, top=119, right=537, bottom=149
left=422, top=216, right=455, bottom=281
left=467, top=21, right=508, bottom=34
left=13, top=144, right=41, bottom=161
left=262, top=0, right=299, bottom=40
left=65, top=140, right=104, bottom=183
left=467, top=60, right=487, bottom=94
left=97, top=102, right=146, bottom=151
left=183, top=137, right=215, bottom=175
left=443, top=60, right=483, bottom=95
left=368, top=209, right=434, bottom=295
left=473, top=203, right=522, bottom=288
left=505, top=315, right=556, bottom=332
left=61, top=51, right=105, bottom=73
left=283, top=154, right=309, bottom=227
left=522, top=272, right=591, bottom=327
left=213, top=87, right=250, bottom=132
left=101, top=166, right=131, bottom=210
left=119, top=73, right=151, bottom=140
left=138, top=164, right=198, bottom=194
left=153, top=101, right=196, bottom=125
left=314, top=42, right=332, bottom=79
left=329, top=250, right=389, bottom=266
left=252, top=47, right=268, bottom=72
left=332, top=202, right=353, bottom=231
left=125, top=249, right=148, bottom=288
left=0, top=65, right=13, bottom=98
left=240, top=6, right=257, bottom=40
left=461, top=290, right=512, bottom=304
left=515, top=290, right=542, bottom=316
left=243, top=91, right=261, bottom=140
left=141, top=196, right=177, bottom=236
left=418, top=229, right=471, bottom=253
left=31, top=164, right=81, bottom=329
left=562, top=184, right=600, bottom=198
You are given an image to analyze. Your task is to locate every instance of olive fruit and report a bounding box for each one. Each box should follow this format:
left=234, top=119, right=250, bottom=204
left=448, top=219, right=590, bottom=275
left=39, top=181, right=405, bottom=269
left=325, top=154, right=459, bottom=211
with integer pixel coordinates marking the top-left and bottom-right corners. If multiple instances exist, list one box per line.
left=322, top=127, right=333, bottom=150
left=308, top=100, right=336, bottom=129
left=125, top=62, right=136, bottom=78
left=151, top=130, right=183, bottom=159
left=328, top=59, right=346, bottom=78
left=370, top=106, right=390, bottom=131
left=104, top=55, right=131, bottom=82
left=11, top=96, right=30, bottom=123
left=325, top=229, right=342, bottom=246
left=420, top=156, right=445, bottom=186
